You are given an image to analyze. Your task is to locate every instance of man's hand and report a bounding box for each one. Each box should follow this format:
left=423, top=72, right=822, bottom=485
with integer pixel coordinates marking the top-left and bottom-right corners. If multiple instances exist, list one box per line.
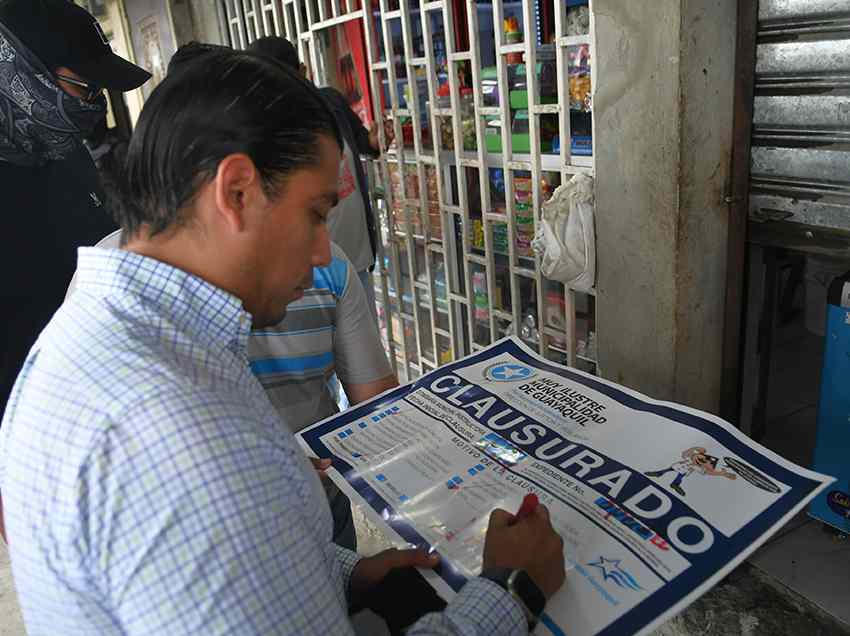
left=482, top=505, right=566, bottom=599
left=310, top=457, right=332, bottom=480
left=350, top=547, right=439, bottom=602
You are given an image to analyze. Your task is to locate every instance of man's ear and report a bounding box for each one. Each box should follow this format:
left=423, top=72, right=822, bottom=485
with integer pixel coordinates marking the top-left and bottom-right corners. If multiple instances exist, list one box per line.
left=212, top=154, right=262, bottom=233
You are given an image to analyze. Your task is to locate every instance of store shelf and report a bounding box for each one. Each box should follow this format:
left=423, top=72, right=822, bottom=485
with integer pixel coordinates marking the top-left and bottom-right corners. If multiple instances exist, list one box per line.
left=470, top=245, right=536, bottom=270
left=230, top=0, right=598, bottom=381
left=385, top=148, right=590, bottom=172
left=547, top=341, right=568, bottom=355
left=380, top=286, right=450, bottom=316
left=558, top=34, right=592, bottom=47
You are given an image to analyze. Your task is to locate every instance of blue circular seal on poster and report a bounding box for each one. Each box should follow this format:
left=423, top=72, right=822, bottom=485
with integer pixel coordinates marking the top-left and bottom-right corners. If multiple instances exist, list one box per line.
left=484, top=362, right=535, bottom=382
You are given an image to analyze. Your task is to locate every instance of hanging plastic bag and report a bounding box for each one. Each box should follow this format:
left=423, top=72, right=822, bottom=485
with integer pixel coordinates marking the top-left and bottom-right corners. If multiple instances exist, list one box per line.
left=532, top=173, right=595, bottom=292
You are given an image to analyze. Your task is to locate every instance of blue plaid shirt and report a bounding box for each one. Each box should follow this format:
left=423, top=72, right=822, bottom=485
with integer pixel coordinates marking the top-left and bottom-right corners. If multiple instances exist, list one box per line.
left=0, top=248, right=526, bottom=635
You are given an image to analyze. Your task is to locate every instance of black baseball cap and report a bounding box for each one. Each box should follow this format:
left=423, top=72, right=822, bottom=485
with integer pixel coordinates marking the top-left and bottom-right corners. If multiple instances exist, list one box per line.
left=0, top=0, right=151, bottom=91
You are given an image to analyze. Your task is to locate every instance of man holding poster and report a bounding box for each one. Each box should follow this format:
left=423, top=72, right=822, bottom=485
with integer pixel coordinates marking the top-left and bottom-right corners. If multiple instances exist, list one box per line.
left=0, top=47, right=565, bottom=636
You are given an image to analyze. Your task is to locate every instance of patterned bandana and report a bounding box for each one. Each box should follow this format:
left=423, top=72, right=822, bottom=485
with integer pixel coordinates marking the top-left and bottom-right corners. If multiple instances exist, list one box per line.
left=0, top=21, right=106, bottom=167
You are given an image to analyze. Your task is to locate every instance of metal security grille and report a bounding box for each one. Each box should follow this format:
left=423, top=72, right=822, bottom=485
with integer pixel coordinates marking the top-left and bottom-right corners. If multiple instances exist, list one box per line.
left=221, top=0, right=598, bottom=383
left=749, top=0, right=850, bottom=241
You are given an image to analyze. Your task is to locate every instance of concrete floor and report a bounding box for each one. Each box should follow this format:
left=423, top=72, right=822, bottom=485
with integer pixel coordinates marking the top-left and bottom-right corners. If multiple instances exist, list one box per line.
left=0, top=540, right=25, bottom=636
left=748, top=314, right=850, bottom=629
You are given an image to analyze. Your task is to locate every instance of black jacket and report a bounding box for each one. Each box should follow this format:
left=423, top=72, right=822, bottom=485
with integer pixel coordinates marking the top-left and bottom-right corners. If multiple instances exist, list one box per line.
left=1, top=146, right=116, bottom=408
left=319, top=87, right=379, bottom=267
left=2, top=145, right=116, bottom=297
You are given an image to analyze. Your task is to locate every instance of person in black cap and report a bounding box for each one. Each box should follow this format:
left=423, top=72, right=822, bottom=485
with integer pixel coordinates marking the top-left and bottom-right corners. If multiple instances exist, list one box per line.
left=0, top=0, right=150, bottom=421
left=247, top=36, right=387, bottom=324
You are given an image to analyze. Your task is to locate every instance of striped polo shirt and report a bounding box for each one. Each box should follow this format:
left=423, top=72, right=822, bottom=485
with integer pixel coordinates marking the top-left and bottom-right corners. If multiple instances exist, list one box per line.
left=247, top=243, right=391, bottom=432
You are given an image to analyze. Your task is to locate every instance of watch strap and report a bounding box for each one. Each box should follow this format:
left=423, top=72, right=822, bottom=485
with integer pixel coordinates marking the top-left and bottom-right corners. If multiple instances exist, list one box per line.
left=480, top=567, right=545, bottom=630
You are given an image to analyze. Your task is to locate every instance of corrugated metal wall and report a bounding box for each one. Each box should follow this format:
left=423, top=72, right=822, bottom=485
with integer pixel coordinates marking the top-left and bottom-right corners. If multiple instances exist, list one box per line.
left=750, top=0, right=850, bottom=245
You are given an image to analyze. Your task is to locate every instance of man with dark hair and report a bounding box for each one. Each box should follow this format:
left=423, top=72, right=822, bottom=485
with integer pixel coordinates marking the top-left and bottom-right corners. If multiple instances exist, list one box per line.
left=0, top=47, right=565, bottom=635
left=166, top=39, right=398, bottom=551
left=249, top=36, right=384, bottom=321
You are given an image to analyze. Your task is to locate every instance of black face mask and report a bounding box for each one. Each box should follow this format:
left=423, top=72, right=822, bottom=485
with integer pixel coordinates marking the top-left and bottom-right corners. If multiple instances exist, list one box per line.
left=0, top=22, right=107, bottom=167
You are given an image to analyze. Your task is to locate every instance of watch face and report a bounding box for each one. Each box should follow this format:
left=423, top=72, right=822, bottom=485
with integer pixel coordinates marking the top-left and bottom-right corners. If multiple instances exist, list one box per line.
left=512, top=570, right=546, bottom=617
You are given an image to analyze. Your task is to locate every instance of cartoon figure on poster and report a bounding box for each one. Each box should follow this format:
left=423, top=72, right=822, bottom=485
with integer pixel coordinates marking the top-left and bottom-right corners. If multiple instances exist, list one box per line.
left=645, top=446, right=736, bottom=497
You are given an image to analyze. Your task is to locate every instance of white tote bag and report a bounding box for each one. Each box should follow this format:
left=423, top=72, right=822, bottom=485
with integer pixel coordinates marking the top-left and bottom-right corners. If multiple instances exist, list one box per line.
left=532, top=173, right=595, bottom=292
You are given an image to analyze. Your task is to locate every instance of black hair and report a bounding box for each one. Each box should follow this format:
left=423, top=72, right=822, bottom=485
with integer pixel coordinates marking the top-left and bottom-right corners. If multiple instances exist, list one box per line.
left=167, top=41, right=230, bottom=76
left=247, top=36, right=300, bottom=71
left=696, top=453, right=719, bottom=469
left=113, top=47, right=342, bottom=239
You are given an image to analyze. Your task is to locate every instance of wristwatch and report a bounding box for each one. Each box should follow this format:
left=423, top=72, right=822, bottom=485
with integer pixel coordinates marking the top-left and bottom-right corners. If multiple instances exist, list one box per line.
left=480, top=568, right=546, bottom=630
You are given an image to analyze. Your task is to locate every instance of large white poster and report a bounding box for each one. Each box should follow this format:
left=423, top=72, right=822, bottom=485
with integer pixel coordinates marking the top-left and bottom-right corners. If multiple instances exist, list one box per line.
left=298, top=337, right=833, bottom=636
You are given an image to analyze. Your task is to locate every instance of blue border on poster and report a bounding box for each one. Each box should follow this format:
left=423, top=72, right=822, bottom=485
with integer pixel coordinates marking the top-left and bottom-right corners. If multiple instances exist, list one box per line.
left=299, top=339, right=825, bottom=636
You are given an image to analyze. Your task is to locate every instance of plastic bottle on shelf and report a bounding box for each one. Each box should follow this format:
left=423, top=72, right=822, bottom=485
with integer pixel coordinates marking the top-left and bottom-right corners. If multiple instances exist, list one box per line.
left=576, top=338, right=587, bottom=359
left=504, top=16, right=523, bottom=64
left=460, top=87, right=476, bottom=151
left=473, top=272, right=490, bottom=343
left=473, top=272, right=489, bottom=321
left=519, top=308, right=539, bottom=347
left=586, top=331, right=597, bottom=360
left=498, top=318, right=514, bottom=339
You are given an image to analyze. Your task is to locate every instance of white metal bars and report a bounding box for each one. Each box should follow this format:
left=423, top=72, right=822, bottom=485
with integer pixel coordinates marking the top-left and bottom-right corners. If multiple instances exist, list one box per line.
left=219, top=0, right=599, bottom=379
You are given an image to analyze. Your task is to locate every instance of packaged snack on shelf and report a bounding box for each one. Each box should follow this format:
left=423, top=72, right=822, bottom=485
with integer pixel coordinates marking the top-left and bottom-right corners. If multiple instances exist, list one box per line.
left=541, top=172, right=560, bottom=203
left=515, top=222, right=535, bottom=258
left=514, top=173, right=533, bottom=209
left=439, top=116, right=454, bottom=150
left=481, top=66, right=499, bottom=106
left=460, top=88, right=476, bottom=151
left=493, top=274, right=505, bottom=311
left=403, top=164, right=420, bottom=199
left=565, top=1, right=590, bottom=36
left=392, top=209, right=404, bottom=234
left=409, top=205, right=423, bottom=235
left=471, top=218, right=485, bottom=251
left=438, top=345, right=453, bottom=365
left=489, top=168, right=507, bottom=213
left=388, top=163, right=404, bottom=209
left=504, top=16, right=523, bottom=64
left=513, top=174, right=535, bottom=258
left=544, top=289, right=567, bottom=348
left=425, top=165, right=439, bottom=201
left=473, top=271, right=489, bottom=324
left=568, top=44, right=591, bottom=112
left=427, top=202, right=443, bottom=240
left=492, top=222, right=509, bottom=254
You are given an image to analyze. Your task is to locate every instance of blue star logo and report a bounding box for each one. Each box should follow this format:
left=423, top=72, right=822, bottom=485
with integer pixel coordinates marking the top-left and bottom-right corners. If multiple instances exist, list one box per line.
left=587, top=556, right=643, bottom=591
left=487, top=363, right=534, bottom=382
